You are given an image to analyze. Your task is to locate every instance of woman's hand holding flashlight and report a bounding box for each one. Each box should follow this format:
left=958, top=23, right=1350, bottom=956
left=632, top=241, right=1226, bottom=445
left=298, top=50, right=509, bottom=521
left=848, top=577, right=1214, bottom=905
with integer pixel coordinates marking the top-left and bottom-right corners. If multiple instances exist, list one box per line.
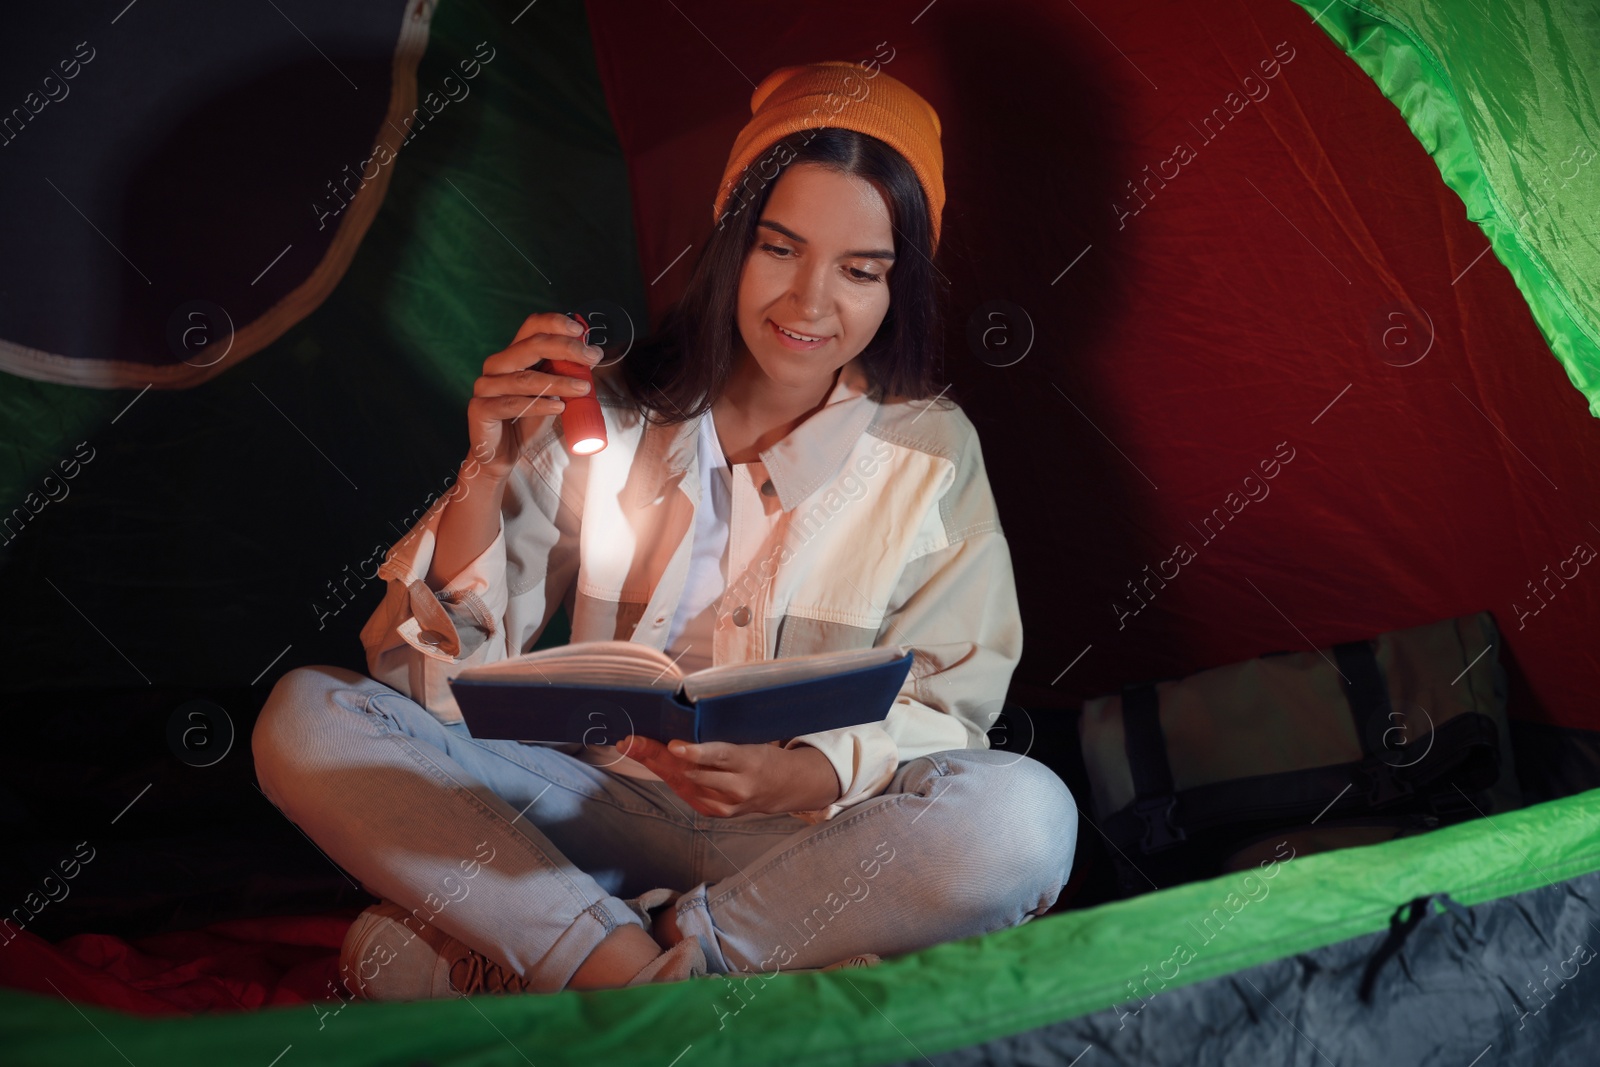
left=468, top=311, right=603, bottom=479
left=426, top=312, right=602, bottom=594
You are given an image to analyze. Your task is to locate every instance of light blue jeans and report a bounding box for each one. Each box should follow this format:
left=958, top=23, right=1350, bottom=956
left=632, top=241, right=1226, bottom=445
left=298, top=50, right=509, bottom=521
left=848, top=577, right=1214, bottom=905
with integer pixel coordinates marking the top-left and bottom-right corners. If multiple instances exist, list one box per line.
left=251, top=665, right=1078, bottom=993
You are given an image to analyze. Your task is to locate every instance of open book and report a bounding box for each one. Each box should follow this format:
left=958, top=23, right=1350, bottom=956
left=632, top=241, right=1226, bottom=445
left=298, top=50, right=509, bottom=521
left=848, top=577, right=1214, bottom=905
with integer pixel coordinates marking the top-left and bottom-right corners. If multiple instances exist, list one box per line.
left=448, top=640, right=915, bottom=745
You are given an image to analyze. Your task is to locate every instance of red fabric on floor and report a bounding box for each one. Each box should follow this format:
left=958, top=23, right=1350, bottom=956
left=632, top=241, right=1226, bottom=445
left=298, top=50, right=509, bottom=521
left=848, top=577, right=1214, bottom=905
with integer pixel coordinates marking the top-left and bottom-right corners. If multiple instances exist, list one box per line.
left=584, top=0, right=1600, bottom=730
left=0, top=911, right=361, bottom=1016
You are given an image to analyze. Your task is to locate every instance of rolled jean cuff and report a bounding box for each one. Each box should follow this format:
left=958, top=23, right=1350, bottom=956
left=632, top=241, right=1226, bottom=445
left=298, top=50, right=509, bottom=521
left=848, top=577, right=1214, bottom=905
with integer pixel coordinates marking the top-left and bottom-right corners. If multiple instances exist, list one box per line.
left=669, top=883, right=731, bottom=975
left=587, top=894, right=649, bottom=936
left=533, top=895, right=648, bottom=991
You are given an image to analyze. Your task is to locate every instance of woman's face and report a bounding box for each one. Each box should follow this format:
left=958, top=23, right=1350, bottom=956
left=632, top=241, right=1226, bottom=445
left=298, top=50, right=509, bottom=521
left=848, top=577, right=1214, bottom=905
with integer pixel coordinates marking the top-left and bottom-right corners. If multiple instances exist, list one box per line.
left=733, top=162, right=896, bottom=397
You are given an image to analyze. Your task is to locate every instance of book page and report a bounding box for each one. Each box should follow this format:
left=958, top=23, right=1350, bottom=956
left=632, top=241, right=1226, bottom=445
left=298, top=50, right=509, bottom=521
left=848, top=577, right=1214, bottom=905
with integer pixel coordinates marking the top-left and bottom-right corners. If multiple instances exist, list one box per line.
left=454, top=639, right=685, bottom=692
left=680, top=645, right=911, bottom=701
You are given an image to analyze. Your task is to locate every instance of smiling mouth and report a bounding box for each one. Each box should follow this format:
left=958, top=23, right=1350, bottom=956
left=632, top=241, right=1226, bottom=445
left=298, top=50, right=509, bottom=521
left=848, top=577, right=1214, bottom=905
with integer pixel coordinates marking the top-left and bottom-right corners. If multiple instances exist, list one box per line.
left=770, top=320, right=830, bottom=343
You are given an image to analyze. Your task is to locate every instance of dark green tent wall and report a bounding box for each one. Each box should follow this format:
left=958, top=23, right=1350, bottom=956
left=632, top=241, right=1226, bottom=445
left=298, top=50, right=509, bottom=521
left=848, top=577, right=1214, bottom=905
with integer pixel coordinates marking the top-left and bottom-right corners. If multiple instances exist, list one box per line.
left=3, top=0, right=1599, bottom=1063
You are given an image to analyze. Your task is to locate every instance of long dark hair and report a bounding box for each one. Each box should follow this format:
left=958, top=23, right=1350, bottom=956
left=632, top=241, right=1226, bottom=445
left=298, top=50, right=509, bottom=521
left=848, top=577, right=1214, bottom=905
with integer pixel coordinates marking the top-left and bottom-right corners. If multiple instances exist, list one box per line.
left=600, top=126, right=950, bottom=425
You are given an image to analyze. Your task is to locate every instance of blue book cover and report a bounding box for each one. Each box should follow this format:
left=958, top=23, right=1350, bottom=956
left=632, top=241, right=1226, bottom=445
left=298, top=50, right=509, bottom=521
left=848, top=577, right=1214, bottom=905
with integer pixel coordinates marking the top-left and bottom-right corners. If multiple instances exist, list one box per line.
left=448, top=641, right=916, bottom=745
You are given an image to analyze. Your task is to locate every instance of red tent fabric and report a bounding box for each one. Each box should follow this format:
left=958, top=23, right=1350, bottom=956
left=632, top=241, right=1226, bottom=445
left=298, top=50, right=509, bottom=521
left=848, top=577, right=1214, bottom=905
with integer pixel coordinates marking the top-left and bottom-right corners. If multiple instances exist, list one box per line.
left=0, top=912, right=358, bottom=1016
left=585, top=0, right=1600, bottom=730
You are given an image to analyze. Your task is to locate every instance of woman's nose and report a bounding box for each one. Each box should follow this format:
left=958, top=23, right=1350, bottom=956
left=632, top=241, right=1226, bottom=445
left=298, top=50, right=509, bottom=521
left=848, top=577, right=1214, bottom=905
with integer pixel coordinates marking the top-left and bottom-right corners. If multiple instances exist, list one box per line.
left=789, top=261, right=830, bottom=319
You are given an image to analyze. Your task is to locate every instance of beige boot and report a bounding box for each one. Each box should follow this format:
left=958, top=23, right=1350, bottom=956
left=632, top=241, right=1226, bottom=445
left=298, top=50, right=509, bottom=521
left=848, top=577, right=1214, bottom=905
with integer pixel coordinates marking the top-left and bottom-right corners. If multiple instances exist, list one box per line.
left=624, top=935, right=708, bottom=986
left=338, top=902, right=531, bottom=1001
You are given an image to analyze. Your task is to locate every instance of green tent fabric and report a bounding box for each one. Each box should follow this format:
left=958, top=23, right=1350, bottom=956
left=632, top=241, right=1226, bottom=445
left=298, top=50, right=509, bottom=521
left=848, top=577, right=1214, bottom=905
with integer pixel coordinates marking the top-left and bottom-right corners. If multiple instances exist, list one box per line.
left=1293, top=0, right=1600, bottom=417
left=5, top=787, right=1598, bottom=1065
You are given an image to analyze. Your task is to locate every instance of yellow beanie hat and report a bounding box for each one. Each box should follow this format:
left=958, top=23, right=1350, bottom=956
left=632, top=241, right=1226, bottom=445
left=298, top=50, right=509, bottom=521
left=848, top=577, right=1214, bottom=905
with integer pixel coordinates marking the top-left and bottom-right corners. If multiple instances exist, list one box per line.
left=712, top=60, right=945, bottom=252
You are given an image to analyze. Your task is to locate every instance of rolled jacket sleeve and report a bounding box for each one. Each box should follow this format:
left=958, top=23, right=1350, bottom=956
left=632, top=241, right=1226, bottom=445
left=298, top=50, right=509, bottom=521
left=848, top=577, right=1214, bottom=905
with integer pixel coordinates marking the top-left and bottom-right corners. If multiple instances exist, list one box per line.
left=359, top=437, right=581, bottom=725
left=781, top=437, right=1024, bottom=823
left=400, top=520, right=509, bottom=658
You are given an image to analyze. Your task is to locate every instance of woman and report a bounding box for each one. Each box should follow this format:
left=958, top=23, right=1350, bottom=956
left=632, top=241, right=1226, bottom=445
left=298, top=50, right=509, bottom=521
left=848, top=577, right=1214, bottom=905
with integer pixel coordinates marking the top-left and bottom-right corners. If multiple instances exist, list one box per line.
left=252, top=60, right=1078, bottom=1000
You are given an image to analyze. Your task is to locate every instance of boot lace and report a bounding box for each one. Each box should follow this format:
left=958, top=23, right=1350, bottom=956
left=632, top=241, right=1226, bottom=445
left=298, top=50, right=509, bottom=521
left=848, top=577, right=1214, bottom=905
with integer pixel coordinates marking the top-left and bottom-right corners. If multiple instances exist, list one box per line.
left=822, top=954, right=881, bottom=971
left=448, top=950, right=531, bottom=995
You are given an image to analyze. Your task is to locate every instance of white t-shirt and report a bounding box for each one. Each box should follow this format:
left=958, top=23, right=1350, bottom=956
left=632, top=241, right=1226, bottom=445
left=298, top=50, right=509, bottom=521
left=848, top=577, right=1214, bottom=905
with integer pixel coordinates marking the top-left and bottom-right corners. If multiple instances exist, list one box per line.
left=662, top=409, right=731, bottom=675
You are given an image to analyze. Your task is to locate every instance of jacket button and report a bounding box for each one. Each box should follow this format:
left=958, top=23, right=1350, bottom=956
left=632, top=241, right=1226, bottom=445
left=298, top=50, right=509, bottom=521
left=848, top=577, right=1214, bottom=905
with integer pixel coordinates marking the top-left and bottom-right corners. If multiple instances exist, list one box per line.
left=760, top=479, right=776, bottom=496
left=418, top=629, right=445, bottom=645
left=654, top=615, right=666, bottom=626
left=732, top=606, right=751, bottom=627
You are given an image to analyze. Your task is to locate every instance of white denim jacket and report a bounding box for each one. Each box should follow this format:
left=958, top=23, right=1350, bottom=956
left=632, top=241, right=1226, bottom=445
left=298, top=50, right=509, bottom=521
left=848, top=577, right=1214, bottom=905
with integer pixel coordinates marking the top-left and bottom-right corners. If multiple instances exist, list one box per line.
left=359, top=355, right=1023, bottom=823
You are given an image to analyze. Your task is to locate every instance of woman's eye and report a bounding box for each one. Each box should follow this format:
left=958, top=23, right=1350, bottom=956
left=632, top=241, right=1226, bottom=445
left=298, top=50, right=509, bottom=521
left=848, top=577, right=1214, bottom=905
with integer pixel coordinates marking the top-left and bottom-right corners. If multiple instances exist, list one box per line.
left=760, top=242, right=880, bottom=283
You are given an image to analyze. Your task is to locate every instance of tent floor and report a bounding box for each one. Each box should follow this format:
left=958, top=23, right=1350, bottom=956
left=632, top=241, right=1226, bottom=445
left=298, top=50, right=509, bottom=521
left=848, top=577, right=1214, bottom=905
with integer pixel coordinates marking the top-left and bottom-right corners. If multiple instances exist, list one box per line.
left=3, top=683, right=1597, bottom=1016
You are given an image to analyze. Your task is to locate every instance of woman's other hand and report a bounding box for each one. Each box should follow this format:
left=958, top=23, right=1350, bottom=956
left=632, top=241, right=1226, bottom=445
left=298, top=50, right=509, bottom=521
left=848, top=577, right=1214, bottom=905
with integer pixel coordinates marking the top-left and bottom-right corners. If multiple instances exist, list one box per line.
left=618, top=736, right=843, bottom=817
left=468, top=311, right=604, bottom=479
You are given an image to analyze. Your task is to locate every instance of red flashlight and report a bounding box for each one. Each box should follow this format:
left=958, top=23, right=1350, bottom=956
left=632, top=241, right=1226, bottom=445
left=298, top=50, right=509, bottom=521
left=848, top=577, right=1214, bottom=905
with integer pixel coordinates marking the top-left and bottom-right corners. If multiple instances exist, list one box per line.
left=546, top=311, right=607, bottom=455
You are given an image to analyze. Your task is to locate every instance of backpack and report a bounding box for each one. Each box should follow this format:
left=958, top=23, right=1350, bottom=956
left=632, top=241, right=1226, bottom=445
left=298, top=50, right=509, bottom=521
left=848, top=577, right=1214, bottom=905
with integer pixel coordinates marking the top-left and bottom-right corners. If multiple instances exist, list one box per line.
left=1077, top=611, right=1520, bottom=895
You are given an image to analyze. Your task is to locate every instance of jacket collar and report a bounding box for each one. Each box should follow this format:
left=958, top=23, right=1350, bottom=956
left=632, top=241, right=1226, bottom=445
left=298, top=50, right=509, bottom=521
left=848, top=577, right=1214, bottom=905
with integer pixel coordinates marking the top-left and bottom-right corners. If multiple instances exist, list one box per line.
left=632, top=356, right=878, bottom=512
